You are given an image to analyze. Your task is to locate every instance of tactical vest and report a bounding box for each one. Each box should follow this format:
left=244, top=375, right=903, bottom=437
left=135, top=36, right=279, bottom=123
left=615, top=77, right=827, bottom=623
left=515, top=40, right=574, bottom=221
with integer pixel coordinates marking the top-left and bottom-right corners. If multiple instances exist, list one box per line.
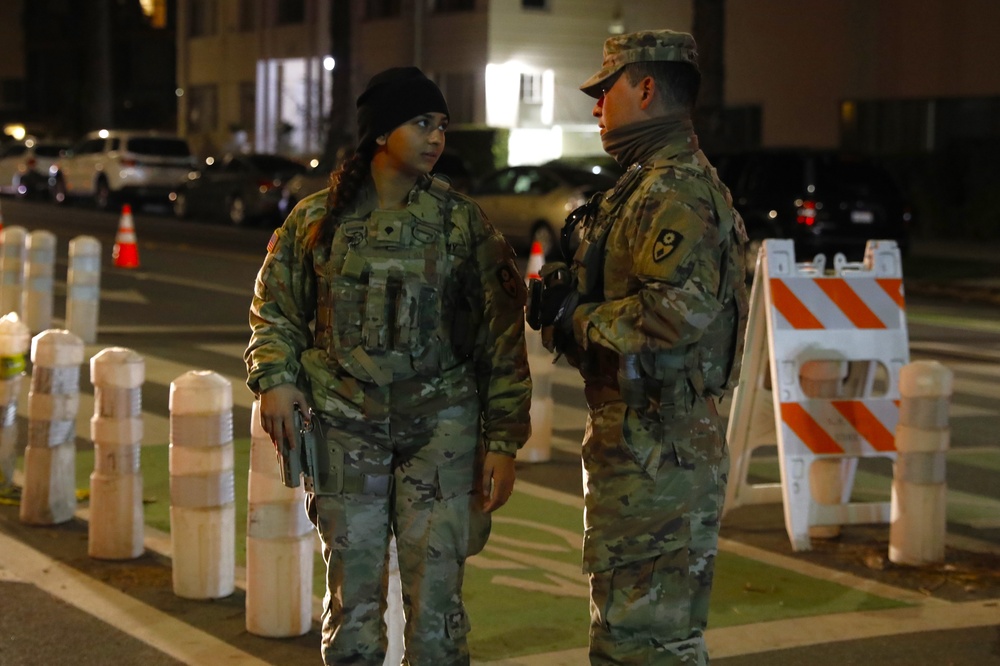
left=572, top=155, right=750, bottom=401
left=314, top=177, right=475, bottom=386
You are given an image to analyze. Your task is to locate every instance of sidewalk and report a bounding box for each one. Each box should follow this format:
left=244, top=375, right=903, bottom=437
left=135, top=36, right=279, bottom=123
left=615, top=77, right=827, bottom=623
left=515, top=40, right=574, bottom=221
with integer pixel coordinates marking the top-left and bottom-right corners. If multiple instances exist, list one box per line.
left=905, top=238, right=1000, bottom=304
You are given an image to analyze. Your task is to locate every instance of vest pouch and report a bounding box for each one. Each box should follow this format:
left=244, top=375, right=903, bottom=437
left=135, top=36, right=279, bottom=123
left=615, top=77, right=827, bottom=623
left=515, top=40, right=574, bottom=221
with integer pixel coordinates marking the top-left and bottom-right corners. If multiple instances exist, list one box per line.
left=695, top=302, right=736, bottom=397
left=330, top=276, right=365, bottom=352
left=449, top=296, right=476, bottom=364
left=409, top=283, right=443, bottom=375
left=363, top=273, right=390, bottom=352
left=329, top=274, right=391, bottom=384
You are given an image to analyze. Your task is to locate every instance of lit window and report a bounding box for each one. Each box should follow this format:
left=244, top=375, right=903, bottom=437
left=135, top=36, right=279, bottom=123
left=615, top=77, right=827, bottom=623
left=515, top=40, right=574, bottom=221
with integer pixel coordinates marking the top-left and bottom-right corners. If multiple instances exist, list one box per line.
left=520, top=73, right=542, bottom=105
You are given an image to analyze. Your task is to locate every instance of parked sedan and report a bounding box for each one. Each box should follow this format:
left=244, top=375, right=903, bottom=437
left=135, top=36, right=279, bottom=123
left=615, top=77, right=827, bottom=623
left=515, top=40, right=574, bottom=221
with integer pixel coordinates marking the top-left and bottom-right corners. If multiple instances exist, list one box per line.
left=713, top=149, right=913, bottom=275
left=470, top=164, right=615, bottom=258
left=0, top=136, right=70, bottom=198
left=171, top=153, right=307, bottom=226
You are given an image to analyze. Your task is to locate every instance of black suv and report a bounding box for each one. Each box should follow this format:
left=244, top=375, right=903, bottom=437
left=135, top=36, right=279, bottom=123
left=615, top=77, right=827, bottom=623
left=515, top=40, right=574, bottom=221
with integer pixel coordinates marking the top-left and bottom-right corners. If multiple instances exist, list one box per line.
left=712, top=149, right=912, bottom=271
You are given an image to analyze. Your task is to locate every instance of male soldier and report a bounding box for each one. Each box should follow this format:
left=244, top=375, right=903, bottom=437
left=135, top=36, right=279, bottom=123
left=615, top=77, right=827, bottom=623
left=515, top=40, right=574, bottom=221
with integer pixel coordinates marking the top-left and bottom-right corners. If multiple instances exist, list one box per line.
left=533, top=30, right=749, bottom=665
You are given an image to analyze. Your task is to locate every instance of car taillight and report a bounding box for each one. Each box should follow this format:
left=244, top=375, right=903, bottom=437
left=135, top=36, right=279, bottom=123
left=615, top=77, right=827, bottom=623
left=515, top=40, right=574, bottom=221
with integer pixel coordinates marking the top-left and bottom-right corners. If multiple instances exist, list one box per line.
left=120, top=158, right=137, bottom=167
left=796, top=200, right=817, bottom=226
left=26, top=158, right=36, bottom=169
left=258, top=178, right=277, bottom=192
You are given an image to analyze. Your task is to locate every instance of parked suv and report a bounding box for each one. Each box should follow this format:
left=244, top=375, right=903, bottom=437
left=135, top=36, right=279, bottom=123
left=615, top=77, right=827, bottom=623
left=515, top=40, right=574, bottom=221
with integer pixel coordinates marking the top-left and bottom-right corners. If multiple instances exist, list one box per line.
left=712, top=149, right=912, bottom=273
left=0, top=136, right=70, bottom=199
left=49, top=130, right=196, bottom=209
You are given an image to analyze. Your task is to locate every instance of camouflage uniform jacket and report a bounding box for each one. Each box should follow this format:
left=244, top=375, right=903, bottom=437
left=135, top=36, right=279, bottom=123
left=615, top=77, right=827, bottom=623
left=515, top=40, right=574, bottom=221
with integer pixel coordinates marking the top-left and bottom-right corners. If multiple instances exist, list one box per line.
left=245, top=176, right=532, bottom=457
left=569, top=127, right=749, bottom=399
left=568, top=126, right=749, bottom=573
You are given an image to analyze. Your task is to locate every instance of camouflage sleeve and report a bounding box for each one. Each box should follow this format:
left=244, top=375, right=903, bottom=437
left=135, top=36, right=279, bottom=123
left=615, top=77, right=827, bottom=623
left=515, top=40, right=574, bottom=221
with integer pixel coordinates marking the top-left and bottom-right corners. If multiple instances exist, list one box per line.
left=573, top=179, right=724, bottom=355
left=467, top=203, right=532, bottom=457
left=244, top=201, right=318, bottom=395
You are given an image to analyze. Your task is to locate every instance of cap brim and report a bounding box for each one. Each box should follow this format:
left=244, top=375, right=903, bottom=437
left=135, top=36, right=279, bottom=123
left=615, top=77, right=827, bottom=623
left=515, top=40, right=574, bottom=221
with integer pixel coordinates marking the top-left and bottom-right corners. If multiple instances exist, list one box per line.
left=579, top=66, right=620, bottom=98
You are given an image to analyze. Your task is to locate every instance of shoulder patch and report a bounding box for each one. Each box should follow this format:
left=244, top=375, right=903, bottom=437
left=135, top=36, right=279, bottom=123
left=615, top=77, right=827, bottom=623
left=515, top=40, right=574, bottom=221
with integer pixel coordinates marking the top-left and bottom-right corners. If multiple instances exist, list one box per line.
left=653, top=229, right=683, bottom=263
left=267, top=231, right=279, bottom=254
left=496, top=262, right=520, bottom=299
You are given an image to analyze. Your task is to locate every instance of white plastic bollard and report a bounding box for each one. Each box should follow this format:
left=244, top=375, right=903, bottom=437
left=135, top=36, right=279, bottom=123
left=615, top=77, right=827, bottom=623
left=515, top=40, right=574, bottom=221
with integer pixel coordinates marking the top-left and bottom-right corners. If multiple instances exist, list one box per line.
left=19, top=329, right=84, bottom=525
left=246, top=400, right=313, bottom=637
left=24, top=230, right=56, bottom=333
left=0, top=313, right=30, bottom=496
left=89, top=347, right=145, bottom=560
left=522, top=330, right=553, bottom=462
left=521, top=240, right=552, bottom=463
left=66, top=236, right=102, bottom=344
left=169, top=370, right=235, bottom=599
left=889, top=360, right=953, bottom=565
left=0, top=226, right=27, bottom=318
left=385, top=539, right=404, bottom=665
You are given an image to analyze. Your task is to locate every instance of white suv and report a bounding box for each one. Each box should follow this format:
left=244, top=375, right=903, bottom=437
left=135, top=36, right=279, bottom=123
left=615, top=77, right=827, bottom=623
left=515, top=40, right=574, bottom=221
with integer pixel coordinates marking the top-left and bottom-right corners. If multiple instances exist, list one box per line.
left=50, top=130, right=196, bottom=209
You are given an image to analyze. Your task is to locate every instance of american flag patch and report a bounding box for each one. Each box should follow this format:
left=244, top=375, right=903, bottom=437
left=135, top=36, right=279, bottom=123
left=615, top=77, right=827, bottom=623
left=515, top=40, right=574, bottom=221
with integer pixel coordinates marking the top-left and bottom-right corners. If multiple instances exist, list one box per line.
left=267, top=231, right=279, bottom=253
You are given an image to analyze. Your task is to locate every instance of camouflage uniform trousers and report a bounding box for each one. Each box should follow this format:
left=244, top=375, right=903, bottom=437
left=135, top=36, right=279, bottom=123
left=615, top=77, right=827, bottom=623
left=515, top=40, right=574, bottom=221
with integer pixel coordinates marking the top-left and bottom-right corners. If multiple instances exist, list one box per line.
left=582, top=396, right=729, bottom=665
left=306, top=390, right=481, bottom=666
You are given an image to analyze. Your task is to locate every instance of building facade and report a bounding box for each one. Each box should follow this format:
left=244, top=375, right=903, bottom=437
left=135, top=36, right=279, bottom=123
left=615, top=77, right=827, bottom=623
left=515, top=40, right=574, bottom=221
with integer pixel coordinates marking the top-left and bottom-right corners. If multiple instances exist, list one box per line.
left=2, top=0, right=176, bottom=142
left=174, top=0, right=690, bottom=162
left=0, top=0, right=27, bottom=138
left=176, top=0, right=333, bottom=158
left=725, top=0, right=1000, bottom=156
left=6, top=0, right=1000, bottom=175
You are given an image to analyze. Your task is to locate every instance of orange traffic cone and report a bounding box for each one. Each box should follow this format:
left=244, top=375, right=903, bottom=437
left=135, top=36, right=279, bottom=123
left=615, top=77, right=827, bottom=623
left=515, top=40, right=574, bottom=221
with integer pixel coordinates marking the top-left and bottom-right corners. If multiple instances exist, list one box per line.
left=112, top=204, right=140, bottom=268
left=525, top=240, right=545, bottom=283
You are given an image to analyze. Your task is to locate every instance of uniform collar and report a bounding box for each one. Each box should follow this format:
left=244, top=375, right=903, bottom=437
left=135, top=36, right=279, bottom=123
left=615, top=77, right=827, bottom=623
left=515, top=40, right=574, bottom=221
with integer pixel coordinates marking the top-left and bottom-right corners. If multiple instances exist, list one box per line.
left=345, top=174, right=439, bottom=224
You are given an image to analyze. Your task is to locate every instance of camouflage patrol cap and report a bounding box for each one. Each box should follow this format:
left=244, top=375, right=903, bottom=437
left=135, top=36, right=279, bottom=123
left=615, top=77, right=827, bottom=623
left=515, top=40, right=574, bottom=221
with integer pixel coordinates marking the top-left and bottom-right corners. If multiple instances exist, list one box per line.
left=580, top=29, right=699, bottom=98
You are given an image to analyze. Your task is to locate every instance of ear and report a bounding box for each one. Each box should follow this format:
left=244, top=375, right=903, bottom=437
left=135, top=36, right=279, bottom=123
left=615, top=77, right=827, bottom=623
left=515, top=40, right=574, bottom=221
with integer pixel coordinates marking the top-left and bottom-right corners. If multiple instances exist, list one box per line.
left=638, top=76, right=657, bottom=110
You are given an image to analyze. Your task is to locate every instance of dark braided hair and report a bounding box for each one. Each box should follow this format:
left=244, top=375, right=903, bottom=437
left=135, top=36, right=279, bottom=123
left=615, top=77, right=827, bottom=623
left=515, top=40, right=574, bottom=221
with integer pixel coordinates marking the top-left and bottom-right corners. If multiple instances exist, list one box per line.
left=306, top=145, right=375, bottom=250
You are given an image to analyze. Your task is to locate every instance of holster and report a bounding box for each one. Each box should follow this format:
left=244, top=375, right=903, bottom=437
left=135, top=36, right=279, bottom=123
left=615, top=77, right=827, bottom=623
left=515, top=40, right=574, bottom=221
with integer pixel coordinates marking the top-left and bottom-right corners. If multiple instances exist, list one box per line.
left=276, top=406, right=327, bottom=492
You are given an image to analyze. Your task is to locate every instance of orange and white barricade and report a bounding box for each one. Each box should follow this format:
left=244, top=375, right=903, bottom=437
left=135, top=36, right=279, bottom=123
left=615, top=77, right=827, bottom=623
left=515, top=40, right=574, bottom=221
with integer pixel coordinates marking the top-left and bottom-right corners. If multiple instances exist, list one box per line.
left=724, top=239, right=909, bottom=551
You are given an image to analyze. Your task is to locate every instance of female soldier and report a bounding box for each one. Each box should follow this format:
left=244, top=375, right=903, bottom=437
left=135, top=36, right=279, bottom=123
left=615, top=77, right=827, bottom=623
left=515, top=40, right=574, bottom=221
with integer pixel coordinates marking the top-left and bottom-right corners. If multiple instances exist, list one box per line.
left=245, top=67, right=532, bottom=666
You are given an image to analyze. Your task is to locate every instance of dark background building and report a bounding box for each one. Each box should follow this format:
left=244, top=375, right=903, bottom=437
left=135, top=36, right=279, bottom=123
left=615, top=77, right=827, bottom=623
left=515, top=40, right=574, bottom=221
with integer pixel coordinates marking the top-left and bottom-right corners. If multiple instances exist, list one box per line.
left=19, top=0, right=178, bottom=138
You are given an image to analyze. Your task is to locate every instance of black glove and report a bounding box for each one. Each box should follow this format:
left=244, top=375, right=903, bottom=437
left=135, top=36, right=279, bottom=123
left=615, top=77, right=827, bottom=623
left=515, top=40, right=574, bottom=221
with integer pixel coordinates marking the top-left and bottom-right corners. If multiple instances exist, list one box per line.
left=539, top=282, right=579, bottom=331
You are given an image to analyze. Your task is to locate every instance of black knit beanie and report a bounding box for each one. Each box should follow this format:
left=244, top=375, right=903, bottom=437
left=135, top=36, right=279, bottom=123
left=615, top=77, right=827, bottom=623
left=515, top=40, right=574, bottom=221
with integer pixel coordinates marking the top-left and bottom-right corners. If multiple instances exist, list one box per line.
left=356, top=67, right=449, bottom=149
